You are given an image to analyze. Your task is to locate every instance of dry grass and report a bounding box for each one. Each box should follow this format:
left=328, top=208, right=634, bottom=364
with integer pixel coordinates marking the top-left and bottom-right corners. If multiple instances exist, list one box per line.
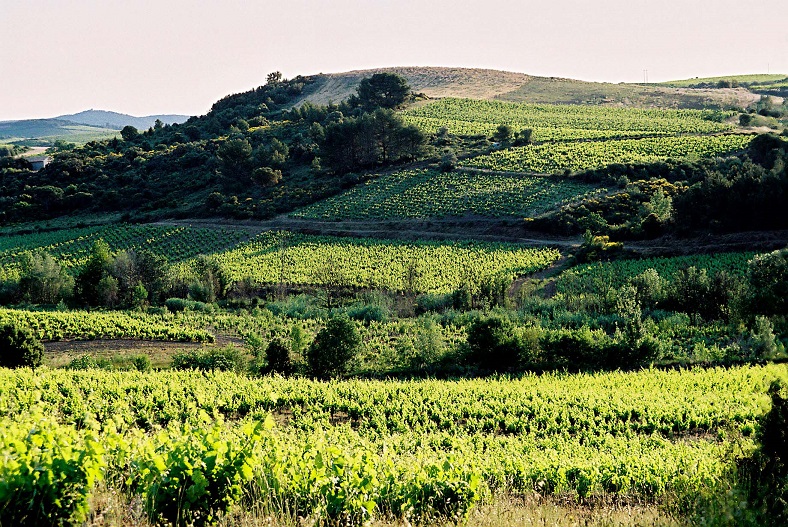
left=83, top=491, right=684, bottom=527
left=292, top=66, right=762, bottom=110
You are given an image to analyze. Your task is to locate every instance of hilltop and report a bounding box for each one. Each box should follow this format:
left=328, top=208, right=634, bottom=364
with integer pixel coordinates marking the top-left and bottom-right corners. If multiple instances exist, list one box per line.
left=0, top=111, right=189, bottom=146
left=54, top=109, right=189, bottom=130
left=294, top=66, right=763, bottom=109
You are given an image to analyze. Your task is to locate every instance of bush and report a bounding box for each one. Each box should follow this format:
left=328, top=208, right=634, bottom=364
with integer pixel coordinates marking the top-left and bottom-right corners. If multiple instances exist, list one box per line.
left=172, top=346, right=247, bottom=373
left=66, top=355, right=110, bottom=370
left=264, top=338, right=293, bottom=376
left=165, top=297, right=212, bottom=313
left=307, top=316, right=361, bottom=379
left=133, top=354, right=151, bottom=372
left=465, top=315, right=523, bottom=372
left=740, top=382, right=788, bottom=524
left=747, top=248, right=787, bottom=317
left=0, top=322, right=44, bottom=369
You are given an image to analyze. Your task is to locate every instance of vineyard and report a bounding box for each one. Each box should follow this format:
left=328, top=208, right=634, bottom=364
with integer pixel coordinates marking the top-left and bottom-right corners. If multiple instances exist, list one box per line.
left=175, top=232, right=560, bottom=294
left=460, top=134, right=753, bottom=174
left=0, top=224, right=250, bottom=281
left=556, top=251, right=755, bottom=295
left=0, top=365, right=784, bottom=525
left=403, top=98, right=735, bottom=136
left=293, top=169, right=603, bottom=219
left=0, top=308, right=214, bottom=343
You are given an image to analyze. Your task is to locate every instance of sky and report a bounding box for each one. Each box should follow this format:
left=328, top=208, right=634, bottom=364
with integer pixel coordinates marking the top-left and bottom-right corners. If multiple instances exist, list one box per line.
left=1, top=0, right=787, bottom=121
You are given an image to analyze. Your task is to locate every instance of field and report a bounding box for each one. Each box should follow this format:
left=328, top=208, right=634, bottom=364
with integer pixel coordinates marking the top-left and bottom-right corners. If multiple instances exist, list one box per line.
left=2, top=69, right=787, bottom=527
left=0, top=224, right=251, bottom=281
left=403, top=98, right=735, bottom=137
left=183, top=232, right=561, bottom=294
left=460, top=134, right=752, bottom=174
left=292, top=169, right=603, bottom=219
left=1, top=364, right=784, bottom=525
left=658, top=74, right=788, bottom=87
left=556, top=252, right=756, bottom=294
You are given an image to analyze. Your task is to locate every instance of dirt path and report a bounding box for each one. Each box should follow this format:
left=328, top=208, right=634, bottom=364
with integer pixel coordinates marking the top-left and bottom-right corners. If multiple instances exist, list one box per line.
left=508, top=254, right=570, bottom=300
left=154, top=216, right=583, bottom=247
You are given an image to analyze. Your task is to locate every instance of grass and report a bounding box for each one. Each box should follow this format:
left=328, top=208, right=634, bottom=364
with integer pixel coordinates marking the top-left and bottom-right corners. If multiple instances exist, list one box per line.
left=293, top=67, right=758, bottom=110
left=83, top=492, right=684, bottom=526
left=658, top=74, right=788, bottom=87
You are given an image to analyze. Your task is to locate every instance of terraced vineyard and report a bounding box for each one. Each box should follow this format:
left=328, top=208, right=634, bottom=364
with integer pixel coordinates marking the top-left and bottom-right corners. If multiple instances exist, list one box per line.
left=403, top=98, right=735, bottom=137
left=293, top=169, right=604, bottom=219
left=0, top=224, right=250, bottom=280
left=1, top=365, right=784, bottom=525
left=0, top=308, right=214, bottom=343
left=461, top=134, right=753, bottom=174
left=176, top=232, right=561, bottom=294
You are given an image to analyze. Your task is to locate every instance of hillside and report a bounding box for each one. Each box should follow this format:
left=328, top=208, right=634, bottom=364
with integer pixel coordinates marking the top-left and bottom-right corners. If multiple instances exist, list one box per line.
left=54, top=109, right=189, bottom=130
left=294, top=66, right=763, bottom=109
left=0, top=118, right=119, bottom=146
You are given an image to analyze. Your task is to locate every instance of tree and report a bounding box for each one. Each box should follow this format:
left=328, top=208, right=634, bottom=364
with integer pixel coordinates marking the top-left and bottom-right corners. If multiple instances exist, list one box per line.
left=514, top=128, right=533, bottom=146
left=493, top=124, right=513, bottom=143
left=307, top=316, right=361, bottom=379
left=264, top=338, right=293, bottom=376
left=0, top=322, right=44, bottom=369
left=18, top=251, right=74, bottom=304
left=75, top=240, right=112, bottom=306
left=266, top=71, right=283, bottom=85
left=356, top=73, right=410, bottom=110
left=120, top=125, right=139, bottom=142
left=465, top=315, right=523, bottom=372
left=217, top=138, right=253, bottom=177
left=747, top=248, right=787, bottom=317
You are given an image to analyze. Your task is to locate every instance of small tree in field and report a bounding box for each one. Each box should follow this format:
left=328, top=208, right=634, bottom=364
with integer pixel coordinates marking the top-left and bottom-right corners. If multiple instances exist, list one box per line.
left=307, top=317, right=361, bottom=379
left=0, top=323, right=44, bottom=369
left=265, top=338, right=293, bottom=376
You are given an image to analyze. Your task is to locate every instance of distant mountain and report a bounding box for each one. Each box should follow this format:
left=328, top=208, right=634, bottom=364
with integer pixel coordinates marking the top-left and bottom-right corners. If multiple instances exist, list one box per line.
left=54, top=110, right=190, bottom=130
left=0, top=118, right=119, bottom=145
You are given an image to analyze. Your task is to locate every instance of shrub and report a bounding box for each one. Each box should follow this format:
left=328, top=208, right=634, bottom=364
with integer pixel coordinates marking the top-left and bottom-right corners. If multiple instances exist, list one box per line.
left=264, top=338, right=293, bottom=376
left=747, top=248, right=787, bottom=317
left=740, top=381, right=788, bottom=524
left=165, top=297, right=212, bottom=313
left=133, top=354, right=152, bottom=372
left=307, top=316, right=361, bottom=379
left=0, top=322, right=44, bottom=369
left=172, top=346, right=247, bottom=373
left=465, top=315, right=523, bottom=372
left=66, top=355, right=111, bottom=370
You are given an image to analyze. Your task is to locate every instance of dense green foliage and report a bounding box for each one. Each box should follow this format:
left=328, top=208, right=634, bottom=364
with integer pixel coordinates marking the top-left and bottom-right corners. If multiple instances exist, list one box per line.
left=293, top=168, right=602, bottom=219
left=461, top=134, right=752, bottom=173
left=403, top=98, right=734, bottom=137
left=0, top=322, right=43, bottom=369
left=0, top=365, right=785, bottom=524
left=179, top=232, right=560, bottom=294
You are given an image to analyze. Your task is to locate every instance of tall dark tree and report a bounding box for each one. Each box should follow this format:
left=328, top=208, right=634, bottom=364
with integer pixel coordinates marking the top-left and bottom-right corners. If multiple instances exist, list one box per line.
left=356, top=73, right=410, bottom=110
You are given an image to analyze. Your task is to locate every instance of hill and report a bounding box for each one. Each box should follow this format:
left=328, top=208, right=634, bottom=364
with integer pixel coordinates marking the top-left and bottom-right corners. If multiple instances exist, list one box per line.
left=294, top=66, right=763, bottom=110
left=54, top=109, right=190, bottom=130
left=0, top=118, right=119, bottom=146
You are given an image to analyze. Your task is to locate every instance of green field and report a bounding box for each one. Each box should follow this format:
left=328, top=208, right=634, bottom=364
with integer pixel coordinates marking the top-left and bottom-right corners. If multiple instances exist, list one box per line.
left=461, top=134, right=752, bottom=174
left=0, top=224, right=251, bottom=281
left=1, top=364, right=784, bottom=525
left=403, top=98, right=734, bottom=137
left=293, top=169, right=604, bottom=219
left=178, top=232, right=560, bottom=294
left=658, top=74, right=788, bottom=87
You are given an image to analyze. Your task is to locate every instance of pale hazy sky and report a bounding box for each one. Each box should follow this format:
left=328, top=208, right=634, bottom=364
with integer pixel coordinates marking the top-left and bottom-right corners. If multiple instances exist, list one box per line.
left=1, top=0, right=787, bottom=121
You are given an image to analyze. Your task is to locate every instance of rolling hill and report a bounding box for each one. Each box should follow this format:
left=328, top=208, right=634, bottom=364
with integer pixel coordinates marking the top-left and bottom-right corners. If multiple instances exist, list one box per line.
left=294, top=66, right=763, bottom=110
left=54, top=109, right=189, bottom=130
left=0, top=110, right=190, bottom=146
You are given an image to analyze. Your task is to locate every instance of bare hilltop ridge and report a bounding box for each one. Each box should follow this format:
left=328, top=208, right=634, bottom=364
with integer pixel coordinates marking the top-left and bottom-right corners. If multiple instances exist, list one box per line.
left=293, top=66, right=771, bottom=109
